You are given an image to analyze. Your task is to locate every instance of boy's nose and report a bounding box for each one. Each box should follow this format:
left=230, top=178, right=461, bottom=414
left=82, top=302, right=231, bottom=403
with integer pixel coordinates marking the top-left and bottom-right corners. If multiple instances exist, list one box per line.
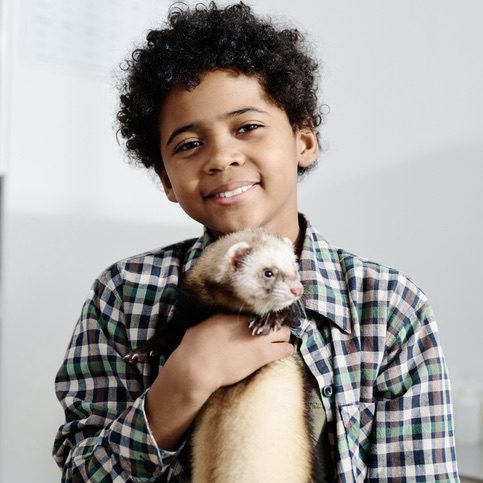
left=206, top=156, right=244, bottom=173
left=205, top=145, right=245, bottom=173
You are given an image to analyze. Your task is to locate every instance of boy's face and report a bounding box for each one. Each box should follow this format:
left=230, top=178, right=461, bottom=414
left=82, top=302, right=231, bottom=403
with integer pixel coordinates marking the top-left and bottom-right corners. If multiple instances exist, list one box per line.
left=158, top=69, right=318, bottom=241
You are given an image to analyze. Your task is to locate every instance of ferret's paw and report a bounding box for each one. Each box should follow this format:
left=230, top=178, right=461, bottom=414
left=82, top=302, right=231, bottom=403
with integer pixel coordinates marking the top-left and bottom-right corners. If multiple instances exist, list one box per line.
left=270, top=313, right=286, bottom=331
left=123, top=348, right=159, bottom=364
left=248, top=317, right=271, bottom=336
left=248, top=315, right=284, bottom=336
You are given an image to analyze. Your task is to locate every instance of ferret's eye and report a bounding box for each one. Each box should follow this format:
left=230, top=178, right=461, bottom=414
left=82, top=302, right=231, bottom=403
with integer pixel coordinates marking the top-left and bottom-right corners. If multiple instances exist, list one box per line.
left=264, top=270, right=274, bottom=278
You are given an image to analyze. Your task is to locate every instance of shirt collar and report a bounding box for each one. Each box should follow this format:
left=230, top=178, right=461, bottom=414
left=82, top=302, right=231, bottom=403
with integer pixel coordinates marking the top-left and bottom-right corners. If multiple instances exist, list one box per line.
left=181, top=229, right=213, bottom=273
left=298, top=216, right=351, bottom=334
left=182, top=216, right=352, bottom=334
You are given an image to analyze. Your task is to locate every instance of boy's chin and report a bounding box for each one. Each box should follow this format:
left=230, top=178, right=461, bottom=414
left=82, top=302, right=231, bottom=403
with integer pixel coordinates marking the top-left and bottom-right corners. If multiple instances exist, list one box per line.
left=204, top=215, right=268, bottom=237
left=207, top=221, right=256, bottom=239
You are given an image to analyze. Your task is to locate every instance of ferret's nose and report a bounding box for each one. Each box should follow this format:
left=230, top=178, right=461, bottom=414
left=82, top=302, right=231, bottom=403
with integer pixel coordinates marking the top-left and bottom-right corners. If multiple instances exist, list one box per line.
left=290, top=285, right=303, bottom=297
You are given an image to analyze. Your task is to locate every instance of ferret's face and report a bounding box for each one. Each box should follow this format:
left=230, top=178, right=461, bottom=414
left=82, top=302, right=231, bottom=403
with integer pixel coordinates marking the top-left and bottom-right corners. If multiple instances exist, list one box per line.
left=157, top=69, right=318, bottom=243
left=231, top=241, right=303, bottom=315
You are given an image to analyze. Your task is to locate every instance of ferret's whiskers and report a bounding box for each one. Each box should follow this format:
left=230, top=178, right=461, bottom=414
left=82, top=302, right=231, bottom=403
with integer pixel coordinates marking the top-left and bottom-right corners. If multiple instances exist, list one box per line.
left=237, top=301, right=248, bottom=316
left=295, top=299, right=307, bottom=320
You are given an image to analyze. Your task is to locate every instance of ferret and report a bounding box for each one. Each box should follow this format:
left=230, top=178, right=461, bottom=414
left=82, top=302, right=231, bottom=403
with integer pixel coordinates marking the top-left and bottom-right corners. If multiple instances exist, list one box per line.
left=124, top=228, right=313, bottom=483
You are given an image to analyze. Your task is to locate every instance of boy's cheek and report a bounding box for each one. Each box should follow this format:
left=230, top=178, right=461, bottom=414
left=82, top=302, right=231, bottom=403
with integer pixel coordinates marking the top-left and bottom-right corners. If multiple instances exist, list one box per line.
left=158, top=170, right=178, bottom=203
left=165, top=190, right=178, bottom=203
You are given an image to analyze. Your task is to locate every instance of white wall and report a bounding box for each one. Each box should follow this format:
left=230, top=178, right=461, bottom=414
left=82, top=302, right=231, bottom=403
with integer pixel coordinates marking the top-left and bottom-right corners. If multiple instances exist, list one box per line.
left=1, top=0, right=482, bottom=481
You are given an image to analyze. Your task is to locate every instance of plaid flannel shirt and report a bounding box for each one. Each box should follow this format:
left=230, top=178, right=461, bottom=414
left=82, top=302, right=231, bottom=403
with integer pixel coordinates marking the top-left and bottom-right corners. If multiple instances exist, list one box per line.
left=53, top=216, right=459, bottom=482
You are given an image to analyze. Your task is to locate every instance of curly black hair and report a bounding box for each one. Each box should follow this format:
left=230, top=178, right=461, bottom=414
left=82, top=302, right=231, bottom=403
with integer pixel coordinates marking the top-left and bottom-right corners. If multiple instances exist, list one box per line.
left=117, top=1, right=323, bottom=175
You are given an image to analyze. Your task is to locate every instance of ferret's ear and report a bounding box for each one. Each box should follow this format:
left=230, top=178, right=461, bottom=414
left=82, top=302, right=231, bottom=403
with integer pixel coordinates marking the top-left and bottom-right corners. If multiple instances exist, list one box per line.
left=223, top=241, right=251, bottom=273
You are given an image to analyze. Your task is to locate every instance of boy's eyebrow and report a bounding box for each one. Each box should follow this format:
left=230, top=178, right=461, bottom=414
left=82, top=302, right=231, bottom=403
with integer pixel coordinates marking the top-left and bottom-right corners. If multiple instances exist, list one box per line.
left=225, top=107, right=269, bottom=118
left=165, top=107, right=270, bottom=147
left=166, top=123, right=198, bottom=147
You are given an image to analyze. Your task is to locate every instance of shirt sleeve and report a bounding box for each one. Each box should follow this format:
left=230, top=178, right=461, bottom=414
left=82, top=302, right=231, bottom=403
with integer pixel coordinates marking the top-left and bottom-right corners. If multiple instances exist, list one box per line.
left=368, top=293, right=459, bottom=481
left=52, top=269, right=185, bottom=482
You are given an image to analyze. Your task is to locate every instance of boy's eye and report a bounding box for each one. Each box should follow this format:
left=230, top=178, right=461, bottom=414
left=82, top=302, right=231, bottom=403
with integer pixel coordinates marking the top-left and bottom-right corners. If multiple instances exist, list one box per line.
left=175, top=139, right=202, bottom=154
left=237, top=123, right=262, bottom=134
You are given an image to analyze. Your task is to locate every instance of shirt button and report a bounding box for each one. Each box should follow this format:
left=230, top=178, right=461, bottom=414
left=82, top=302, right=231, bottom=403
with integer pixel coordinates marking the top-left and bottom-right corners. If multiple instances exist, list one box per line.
left=322, top=385, right=333, bottom=398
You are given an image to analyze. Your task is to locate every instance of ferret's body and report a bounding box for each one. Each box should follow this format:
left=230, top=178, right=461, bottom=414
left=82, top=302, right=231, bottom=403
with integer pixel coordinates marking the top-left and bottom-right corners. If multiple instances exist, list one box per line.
left=192, top=353, right=311, bottom=483
left=125, top=228, right=313, bottom=482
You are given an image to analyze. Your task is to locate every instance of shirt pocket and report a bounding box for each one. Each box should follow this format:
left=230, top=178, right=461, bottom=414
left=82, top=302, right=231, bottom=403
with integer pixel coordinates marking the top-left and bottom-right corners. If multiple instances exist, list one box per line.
left=339, top=401, right=375, bottom=483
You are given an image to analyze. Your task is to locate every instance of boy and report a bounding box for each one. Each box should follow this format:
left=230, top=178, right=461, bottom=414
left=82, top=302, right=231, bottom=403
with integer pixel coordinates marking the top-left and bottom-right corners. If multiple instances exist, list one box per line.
left=53, top=3, right=459, bottom=482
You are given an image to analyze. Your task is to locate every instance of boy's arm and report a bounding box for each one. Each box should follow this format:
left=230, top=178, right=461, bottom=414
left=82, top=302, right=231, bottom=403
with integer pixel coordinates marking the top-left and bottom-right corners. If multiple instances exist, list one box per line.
left=53, top=272, right=181, bottom=482
left=366, top=298, right=459, bottom=481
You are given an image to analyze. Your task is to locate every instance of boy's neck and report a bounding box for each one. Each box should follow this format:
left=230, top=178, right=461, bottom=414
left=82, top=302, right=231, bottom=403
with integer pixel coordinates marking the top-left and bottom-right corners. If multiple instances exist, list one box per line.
left=294, top=214, right=307, bottom=257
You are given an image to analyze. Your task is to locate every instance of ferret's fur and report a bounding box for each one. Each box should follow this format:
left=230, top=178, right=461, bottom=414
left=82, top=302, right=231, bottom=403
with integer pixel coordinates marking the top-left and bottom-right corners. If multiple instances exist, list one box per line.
left=125, top=229, right=312, bottom=482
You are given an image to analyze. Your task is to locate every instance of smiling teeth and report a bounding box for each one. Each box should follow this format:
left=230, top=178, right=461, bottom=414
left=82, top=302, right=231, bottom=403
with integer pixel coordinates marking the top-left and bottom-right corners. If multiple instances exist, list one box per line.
left=215, top=185, right=252, bottom=198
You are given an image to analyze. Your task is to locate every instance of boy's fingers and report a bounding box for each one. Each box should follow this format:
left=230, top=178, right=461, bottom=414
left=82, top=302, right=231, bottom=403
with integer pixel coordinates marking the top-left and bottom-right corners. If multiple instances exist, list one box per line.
left=267, top=341, right=294, bottom=362
left=267, top=325, right=292, bottom=342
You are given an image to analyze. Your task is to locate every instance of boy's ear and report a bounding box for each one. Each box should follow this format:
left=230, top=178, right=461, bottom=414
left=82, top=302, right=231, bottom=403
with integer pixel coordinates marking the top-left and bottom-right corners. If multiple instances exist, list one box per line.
left=296, top=127, right=319, bottom=169
left=158, top=169, right=178, bottom=203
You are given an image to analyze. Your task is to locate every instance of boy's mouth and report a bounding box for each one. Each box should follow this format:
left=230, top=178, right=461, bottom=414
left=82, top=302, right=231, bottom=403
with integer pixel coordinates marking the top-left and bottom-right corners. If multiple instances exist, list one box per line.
left=205, top=182, right=258, bottom=200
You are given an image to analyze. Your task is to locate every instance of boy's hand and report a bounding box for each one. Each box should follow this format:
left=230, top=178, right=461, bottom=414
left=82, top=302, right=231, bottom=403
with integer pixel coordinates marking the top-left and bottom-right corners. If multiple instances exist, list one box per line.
left=168, top=314, right=294, bottom=397
left=145, top=314, right=293, bottom=450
